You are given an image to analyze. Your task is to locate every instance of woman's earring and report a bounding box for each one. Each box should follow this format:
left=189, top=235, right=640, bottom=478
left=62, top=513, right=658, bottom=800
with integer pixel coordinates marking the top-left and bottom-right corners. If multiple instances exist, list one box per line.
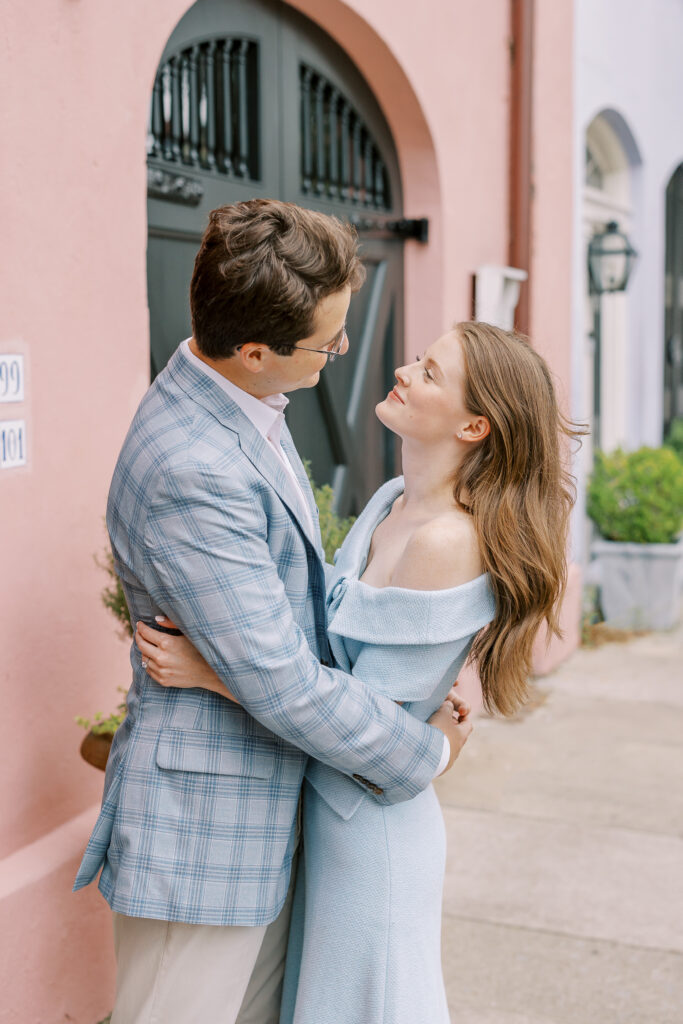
left=457, top=432, right=463, bottom=439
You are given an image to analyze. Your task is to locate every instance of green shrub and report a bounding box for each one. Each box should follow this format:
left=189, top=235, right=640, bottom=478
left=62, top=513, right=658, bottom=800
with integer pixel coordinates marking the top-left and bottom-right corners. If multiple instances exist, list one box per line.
left=664, top=418, right=683, bottom=462
left=75, top=689, right=128, bottom=736
left=303, top=461, right=356, bottom=562
left=587, top=446, right=683, bottom=544
left=76, top=548, right=133, bottom=736
left=96, top=547, right=133, bottom=637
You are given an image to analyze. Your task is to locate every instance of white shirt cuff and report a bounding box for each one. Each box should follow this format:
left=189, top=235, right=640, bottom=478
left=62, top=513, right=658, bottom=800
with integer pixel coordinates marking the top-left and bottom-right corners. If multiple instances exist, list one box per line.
left=435, top=735, right=451, bottom=777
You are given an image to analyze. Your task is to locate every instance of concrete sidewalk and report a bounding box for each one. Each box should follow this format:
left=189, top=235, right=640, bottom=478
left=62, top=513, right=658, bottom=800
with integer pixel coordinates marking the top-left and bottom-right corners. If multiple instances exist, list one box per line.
left=435, top=623, right=683, bottom=1024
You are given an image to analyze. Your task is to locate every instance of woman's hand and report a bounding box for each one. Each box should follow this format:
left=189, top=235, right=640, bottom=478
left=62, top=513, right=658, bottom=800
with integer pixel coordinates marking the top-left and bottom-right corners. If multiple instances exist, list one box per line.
left=429, top=683, right=473, bottom=775
left=135, top=618, right=240, bottom=703
left=444, top=685, right=471, bottom=721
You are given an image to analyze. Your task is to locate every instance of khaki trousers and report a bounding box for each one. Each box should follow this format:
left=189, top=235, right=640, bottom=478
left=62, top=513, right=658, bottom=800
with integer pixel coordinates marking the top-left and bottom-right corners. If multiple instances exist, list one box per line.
left=110, top=849, right=298, bottom=1024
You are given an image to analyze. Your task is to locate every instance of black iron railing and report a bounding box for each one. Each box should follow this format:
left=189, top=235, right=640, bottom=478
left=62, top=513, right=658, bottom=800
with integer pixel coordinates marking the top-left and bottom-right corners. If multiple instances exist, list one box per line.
left=148, top=38, right=259, bottom=181
left=299, top=63, right=391, bottom=210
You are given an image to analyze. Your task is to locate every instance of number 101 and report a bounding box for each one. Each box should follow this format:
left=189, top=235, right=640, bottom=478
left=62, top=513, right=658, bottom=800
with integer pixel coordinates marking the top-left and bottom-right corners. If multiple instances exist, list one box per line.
left=0, top=420, right=27, bottom=469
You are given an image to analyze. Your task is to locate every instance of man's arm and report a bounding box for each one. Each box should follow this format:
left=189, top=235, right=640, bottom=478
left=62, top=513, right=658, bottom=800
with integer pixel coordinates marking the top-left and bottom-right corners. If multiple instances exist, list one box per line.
left=142, top=464, right=444, bottom=804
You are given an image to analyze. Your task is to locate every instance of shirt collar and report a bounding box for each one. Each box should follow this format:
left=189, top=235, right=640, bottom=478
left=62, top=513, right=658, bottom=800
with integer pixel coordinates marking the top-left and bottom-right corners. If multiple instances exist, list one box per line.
left=181, top=339, right=289, bottom=444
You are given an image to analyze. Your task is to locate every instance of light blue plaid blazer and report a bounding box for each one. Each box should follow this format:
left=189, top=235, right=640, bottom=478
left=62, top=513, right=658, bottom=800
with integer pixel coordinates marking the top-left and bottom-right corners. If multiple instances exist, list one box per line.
left=73, top=345, right=443, bottom=926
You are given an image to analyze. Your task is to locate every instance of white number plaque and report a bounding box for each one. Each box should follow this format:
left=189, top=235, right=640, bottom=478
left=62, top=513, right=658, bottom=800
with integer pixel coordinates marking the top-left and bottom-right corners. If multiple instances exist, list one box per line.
left=0, top=355, right=25, bottom=403
left=0, top=420, right=27, bottom=469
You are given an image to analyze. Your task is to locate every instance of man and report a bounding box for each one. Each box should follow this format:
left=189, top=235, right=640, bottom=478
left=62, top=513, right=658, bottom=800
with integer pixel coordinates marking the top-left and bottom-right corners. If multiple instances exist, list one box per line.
left=74, top=200, right=469, bottom=1023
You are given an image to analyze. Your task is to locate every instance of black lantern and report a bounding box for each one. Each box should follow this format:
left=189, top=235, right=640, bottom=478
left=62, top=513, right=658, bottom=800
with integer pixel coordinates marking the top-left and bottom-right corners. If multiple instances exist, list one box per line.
left=588, top=221, right=638, bottom=294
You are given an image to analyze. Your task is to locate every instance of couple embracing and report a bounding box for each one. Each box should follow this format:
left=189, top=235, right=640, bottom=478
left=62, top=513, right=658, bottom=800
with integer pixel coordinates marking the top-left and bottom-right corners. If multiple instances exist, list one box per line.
left=75, top=200, right=576, bottom=1023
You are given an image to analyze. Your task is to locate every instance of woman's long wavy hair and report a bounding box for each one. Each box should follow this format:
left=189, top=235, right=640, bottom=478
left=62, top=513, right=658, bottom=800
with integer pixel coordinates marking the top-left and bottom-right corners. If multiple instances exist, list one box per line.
left=453, top=322, right=583, bottom=716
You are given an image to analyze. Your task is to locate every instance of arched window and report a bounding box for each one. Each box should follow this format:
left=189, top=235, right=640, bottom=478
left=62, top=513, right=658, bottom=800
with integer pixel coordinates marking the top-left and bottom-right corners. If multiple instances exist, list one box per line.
left=585, top=115, right=633, bottom=210
left=584, top=142, right=604, bottom=191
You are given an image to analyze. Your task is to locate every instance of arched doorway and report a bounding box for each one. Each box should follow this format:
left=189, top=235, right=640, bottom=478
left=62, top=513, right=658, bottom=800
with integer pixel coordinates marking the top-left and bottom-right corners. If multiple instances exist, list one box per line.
left=665, top=164, right=683, bottom=436
left=146, top=0, right=408, bottom=515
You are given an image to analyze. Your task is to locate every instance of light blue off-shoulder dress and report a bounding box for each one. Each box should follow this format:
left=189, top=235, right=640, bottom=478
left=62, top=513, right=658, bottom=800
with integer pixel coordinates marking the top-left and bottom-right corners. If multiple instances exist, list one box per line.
left=280, top=477, right=496, bottom=1024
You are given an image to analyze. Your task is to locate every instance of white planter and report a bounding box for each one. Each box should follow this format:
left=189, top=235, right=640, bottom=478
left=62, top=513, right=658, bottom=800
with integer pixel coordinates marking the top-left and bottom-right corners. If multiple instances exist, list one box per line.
left=591, top=537, right=683, bottom=630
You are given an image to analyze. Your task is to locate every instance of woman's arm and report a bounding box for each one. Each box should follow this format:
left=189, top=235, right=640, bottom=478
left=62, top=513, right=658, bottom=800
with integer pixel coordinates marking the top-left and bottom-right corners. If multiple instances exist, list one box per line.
left=137, top=622, right=471, bottom=729
left=137, top=619, right=471, bottom=777
left=138, top=619, right=471, bottom=738
left=135, top=618, right=239, bottom=701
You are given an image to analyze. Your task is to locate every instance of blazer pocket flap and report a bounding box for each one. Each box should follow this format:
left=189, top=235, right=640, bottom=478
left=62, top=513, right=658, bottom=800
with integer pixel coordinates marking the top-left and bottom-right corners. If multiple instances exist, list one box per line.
left=156, top=730, right=276, bottom=779
left=305, top=761, right=366, bottom=820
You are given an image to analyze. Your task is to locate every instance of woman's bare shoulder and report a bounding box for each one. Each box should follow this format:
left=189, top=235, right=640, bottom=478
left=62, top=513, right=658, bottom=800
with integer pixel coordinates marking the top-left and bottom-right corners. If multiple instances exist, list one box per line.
left=390, top=511, right=482, bottom=591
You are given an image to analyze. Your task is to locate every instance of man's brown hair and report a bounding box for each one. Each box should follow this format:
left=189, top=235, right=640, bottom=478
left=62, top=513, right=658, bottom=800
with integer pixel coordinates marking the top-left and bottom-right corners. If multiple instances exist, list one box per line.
left=189, top=199, right=366, bottom=358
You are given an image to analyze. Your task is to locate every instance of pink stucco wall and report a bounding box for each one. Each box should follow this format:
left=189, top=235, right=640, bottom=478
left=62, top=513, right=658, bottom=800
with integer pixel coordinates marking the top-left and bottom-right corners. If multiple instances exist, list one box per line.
left=1, top=3, right=190, bottom=1019
left=290, top=0, right=511, bottom=347
left=0, top=2, right=574, bottom=1020
left=530, top=0, right=575, bottom=397
left=528, top=0, right=582, bottom=672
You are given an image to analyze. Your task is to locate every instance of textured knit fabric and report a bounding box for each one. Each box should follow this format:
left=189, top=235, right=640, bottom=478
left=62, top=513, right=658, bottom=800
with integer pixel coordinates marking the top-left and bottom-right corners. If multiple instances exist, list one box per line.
left=73, top=347, right=445, bottom=927
left=281, top=477, right=496, bottom=1023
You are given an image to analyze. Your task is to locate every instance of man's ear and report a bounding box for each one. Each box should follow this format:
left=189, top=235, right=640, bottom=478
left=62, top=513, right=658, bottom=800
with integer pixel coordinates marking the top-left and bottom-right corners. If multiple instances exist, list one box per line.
left=237, top=343, right=269, bottom=374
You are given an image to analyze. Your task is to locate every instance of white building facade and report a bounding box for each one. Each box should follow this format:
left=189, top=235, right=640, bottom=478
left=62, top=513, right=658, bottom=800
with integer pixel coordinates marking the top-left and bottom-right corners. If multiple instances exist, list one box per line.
left=572, top=0, right=683, bottom=564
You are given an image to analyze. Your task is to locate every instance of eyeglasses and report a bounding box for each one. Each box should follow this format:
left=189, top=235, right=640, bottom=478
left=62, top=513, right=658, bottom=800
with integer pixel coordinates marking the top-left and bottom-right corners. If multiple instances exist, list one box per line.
left=236, top=328, right=348, bottom=364
left=292, top=327, right=348, bottom=364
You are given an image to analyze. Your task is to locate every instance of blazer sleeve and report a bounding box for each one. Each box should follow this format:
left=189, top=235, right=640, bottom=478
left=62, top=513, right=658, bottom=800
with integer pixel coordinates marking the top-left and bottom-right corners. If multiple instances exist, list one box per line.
left=142, top=462, right=443, bottom=805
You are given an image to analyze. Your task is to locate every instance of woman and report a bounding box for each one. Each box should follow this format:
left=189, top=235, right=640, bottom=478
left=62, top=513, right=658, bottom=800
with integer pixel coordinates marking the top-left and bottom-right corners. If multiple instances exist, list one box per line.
left=135, top=321, right=579, bottom=1023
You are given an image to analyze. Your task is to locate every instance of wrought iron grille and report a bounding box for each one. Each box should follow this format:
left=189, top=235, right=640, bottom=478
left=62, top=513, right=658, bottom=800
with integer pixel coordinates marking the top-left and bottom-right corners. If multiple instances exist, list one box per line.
left=299, top=63, right=391, bottom=210
left=148, top=38, right=259, bottom=181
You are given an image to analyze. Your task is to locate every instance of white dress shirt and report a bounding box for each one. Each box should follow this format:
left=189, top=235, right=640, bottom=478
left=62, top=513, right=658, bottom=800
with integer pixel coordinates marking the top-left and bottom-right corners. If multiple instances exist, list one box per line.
left=182, top=339, right=313, bottom=535
left=181, top=339, right=450, bottom=777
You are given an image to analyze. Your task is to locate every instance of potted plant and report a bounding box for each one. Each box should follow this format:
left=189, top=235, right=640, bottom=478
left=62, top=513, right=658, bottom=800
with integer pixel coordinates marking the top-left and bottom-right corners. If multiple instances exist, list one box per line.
left=587, top=445, right=683, bottom=630
left=78, top=470, right=355, bottom=769
left=76, top=693, right=128, bottom=770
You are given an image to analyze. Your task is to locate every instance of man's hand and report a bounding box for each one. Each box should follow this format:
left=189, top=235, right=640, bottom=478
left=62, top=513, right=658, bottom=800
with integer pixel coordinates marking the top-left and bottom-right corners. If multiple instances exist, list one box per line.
left=428, top=686, right=473, bottom=774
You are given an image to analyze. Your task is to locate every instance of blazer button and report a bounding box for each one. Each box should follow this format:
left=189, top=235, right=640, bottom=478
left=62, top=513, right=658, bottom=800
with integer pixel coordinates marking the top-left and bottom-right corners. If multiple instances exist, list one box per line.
left=320, top=658, right=330, bottom=667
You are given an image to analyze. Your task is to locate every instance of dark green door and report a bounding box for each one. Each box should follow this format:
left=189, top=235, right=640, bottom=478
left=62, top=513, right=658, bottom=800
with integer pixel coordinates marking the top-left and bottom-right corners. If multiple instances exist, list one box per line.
left=147, top=0, right=281, bottom=376
left=147, top=0, right=406, bottom=514
left=665, top=166, right=683, bottom=436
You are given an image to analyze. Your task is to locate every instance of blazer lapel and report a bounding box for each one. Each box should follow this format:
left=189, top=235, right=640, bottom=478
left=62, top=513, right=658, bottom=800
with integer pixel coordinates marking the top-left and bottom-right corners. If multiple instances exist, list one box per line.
left=166, top=346, right=320, bottom=550
left=280, top=425, right=322, bottom=547
left=237, top=427, right=320, bottom=549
